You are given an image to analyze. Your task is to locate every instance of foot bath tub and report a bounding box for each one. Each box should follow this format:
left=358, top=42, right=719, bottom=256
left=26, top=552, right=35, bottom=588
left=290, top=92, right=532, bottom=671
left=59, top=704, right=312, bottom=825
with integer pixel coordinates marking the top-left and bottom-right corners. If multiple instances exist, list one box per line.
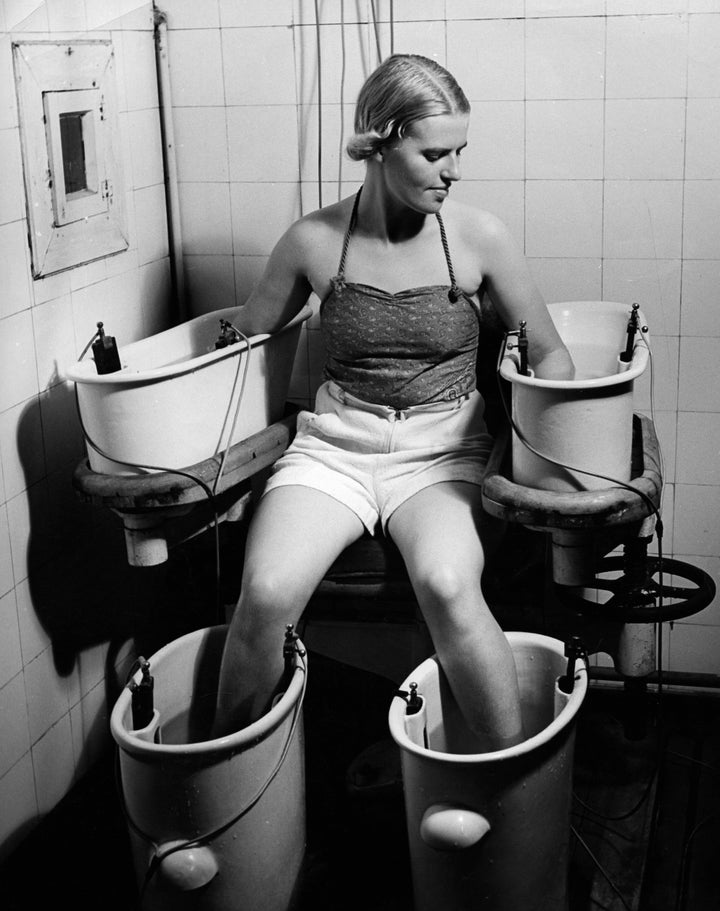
left=499, top=301, right=650, bottom=492
left=65, top=305, right=311, bottom=476
left=389, top=632, right=587, bottom=911
left=111, top=624, right=307, bottom=911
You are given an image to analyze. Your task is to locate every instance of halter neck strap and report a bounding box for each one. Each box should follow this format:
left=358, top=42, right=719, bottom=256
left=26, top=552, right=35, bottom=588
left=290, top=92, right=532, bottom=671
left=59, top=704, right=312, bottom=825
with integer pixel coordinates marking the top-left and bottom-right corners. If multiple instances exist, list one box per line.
left=333, top=185, right=463, bottom=302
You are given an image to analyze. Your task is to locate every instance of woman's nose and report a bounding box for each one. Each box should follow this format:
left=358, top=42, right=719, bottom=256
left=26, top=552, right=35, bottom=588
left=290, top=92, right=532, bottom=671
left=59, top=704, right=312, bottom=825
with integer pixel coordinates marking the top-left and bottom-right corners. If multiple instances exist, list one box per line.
left=441, top=155, right=461, bottom=181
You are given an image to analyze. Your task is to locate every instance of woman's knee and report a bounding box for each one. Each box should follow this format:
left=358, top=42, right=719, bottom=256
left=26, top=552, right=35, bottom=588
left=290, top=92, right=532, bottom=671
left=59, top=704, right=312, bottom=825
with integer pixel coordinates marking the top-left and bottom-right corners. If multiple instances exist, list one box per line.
left=413, top=561, right=482, bottom=608
left=234, top=572, right=304, bottom=638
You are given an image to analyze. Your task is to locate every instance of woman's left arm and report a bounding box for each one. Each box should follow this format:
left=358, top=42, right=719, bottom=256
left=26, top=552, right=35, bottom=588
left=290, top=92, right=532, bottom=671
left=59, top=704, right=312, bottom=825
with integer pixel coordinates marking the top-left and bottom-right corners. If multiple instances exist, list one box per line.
left=476, top=212, right=574, bottom=380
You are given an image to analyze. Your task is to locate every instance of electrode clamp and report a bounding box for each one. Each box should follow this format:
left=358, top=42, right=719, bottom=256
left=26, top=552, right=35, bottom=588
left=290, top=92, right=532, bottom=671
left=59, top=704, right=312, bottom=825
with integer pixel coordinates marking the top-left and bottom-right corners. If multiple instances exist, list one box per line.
left=92, top=321, right=122, bottom=374
left=620, top=303, right=647, bottom=364
left=502, top=320, right=530, bottom=375
left=282, top=624, right=306, bottom=676
left=215, top=319, right=243, bottom=349
left=558, top=636, right=588, bottom=694
left=126, top=656, right=154, bottom=730
left=396, top=681, right=424, bottom=715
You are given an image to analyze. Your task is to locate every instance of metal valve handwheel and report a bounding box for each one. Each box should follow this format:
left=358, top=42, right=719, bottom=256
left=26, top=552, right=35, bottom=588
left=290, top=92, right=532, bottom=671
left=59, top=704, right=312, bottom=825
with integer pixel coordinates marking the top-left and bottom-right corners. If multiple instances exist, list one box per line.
left=555, top=555, right=716, bottom=623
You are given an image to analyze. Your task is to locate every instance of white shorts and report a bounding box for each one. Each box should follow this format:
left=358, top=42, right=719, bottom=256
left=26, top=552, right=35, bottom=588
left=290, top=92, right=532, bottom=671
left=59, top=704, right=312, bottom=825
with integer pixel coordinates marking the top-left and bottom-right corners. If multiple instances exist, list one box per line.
left=263, top=380, right=495, bottom=533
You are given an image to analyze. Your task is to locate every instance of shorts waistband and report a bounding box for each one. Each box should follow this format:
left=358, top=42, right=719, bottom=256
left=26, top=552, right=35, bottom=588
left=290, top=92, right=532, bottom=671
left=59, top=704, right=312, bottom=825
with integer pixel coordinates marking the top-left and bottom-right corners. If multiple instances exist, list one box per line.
left=325, top=380, right=471, bottom=420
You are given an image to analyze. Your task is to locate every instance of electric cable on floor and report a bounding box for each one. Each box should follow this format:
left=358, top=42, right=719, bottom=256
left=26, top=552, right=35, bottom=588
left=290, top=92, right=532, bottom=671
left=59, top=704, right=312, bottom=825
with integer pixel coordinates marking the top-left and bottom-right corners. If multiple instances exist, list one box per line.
left=571, top=824, right=634, bottom=911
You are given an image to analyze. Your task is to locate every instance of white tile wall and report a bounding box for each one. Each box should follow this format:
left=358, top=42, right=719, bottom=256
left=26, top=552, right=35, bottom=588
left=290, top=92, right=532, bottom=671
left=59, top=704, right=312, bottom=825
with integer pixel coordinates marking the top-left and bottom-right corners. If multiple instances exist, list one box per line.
left=448, top=19, right=524, bottom=100
left=526, top=180, right=604, bottom=258
left=605, top=15, right=688, bottom=99
left=604, top=99, right=686, bottom=180
left=603, top=181, right=684, bottom=259
left=464, top=102, right=525, bottom=180
left=602, top=259, right=681, bottom=336
left=526, top=17, right=605, bottom=100
left=526, top=100, right=604, bottom=179
left=681, top=261, right=720, bottom=337
left=0, top=2, right=173, bottom=861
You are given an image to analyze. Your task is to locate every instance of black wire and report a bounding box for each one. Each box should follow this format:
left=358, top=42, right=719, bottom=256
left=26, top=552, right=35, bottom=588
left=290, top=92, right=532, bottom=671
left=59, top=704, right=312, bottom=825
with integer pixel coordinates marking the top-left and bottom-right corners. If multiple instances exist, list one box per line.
left=571, top=824, right=635, bottom=911
left=72, top=324, right=255, bottom=624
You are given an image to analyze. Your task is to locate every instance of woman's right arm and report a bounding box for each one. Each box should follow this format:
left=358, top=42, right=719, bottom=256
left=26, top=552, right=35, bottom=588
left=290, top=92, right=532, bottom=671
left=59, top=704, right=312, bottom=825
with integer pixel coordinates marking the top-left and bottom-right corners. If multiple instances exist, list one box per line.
left=237, top=220, right=315, bottom=336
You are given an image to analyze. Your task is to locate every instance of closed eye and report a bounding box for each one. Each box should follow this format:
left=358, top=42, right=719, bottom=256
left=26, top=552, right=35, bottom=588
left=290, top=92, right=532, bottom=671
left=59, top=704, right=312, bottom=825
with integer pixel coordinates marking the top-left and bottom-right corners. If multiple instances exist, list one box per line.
left=424, top=144, right=466, bottom=163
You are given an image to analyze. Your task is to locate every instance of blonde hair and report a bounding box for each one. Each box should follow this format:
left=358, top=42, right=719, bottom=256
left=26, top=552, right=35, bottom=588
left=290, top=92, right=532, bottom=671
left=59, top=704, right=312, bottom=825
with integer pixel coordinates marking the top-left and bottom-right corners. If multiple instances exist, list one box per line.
left=346, top=54, right=470, bottom=162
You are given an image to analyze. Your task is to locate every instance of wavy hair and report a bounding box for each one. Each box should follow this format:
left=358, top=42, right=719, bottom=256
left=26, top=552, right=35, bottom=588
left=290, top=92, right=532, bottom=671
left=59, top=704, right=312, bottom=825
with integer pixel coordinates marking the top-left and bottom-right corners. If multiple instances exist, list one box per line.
left=346, top=54, right=470, bottom=162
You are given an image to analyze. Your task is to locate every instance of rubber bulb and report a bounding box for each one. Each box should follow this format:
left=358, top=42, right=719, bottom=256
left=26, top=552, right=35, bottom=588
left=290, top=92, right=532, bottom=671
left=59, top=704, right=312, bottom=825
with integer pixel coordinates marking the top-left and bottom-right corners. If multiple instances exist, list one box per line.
left=157, top=842, right=219, bottom=890
left=420, top=803, right=491, bottom=851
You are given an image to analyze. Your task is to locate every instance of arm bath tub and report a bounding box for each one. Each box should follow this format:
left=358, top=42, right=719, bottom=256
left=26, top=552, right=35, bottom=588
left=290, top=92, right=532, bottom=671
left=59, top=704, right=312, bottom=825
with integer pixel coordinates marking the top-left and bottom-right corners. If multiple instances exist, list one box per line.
left=67, top=306, right=311, bottom=565
left=65, top=305, right=311, bottom=476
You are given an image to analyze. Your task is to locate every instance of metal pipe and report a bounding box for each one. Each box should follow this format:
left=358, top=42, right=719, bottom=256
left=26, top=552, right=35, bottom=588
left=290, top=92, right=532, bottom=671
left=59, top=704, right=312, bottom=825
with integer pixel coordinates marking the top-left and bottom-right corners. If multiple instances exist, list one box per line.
left=590, top=665, right=720, bottom=691
left=153, top=5, right=186, bottom=324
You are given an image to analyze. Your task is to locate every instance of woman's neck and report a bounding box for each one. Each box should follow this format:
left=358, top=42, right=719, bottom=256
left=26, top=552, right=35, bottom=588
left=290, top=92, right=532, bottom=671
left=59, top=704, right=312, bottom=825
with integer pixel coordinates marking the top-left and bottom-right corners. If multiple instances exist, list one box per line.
left=355, top=176, right=429, bottom=244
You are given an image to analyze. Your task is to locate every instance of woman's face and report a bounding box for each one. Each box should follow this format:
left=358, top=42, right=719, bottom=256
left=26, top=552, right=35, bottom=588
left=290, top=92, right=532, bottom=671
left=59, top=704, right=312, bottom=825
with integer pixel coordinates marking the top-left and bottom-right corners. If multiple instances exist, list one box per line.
left=380, top=112, right=469, bottom=214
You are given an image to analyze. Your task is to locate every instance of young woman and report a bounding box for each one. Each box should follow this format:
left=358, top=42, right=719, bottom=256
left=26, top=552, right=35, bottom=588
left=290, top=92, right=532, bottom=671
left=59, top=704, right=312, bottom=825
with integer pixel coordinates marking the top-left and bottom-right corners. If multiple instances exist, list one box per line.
left=214, top=54, right=574, bottom=748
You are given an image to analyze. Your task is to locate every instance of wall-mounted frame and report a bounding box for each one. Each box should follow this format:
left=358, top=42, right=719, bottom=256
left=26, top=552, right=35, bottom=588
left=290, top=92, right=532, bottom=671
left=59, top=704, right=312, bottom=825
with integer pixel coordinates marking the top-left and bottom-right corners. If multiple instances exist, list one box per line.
left=13, top=40, right=128, bottom=278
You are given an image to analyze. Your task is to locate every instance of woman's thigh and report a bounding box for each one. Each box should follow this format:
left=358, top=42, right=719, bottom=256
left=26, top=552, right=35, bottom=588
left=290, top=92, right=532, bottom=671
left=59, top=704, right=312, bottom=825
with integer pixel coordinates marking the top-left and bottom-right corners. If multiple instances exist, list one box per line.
left=242, top=484, right=366, bottom=606
left=387, top=480, right=487, bottom=581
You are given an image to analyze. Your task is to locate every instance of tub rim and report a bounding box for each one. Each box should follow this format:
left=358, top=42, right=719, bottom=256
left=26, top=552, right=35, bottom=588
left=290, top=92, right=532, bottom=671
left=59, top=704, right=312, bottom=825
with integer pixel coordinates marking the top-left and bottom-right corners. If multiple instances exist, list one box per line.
left=65, top=304, right=312, bottom=386
left=500, top=300, right=650, bottom=390
left=388, top=631, right=588, bottom=764
left=110, top=625, right=307, bottom=759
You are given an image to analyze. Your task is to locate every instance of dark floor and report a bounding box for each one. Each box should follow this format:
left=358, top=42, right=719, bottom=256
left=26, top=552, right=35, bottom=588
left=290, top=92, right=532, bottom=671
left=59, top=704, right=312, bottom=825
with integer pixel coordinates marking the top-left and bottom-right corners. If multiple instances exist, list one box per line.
left=2, top=650, right=719, bottom=911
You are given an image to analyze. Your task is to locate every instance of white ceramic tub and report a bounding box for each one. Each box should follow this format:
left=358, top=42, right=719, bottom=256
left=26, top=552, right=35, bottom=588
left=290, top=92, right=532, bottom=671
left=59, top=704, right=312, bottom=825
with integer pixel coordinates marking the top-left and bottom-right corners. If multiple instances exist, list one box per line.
left=499, top=301, right=650, bottom=492
left=66, top=305, right=312, bottom=476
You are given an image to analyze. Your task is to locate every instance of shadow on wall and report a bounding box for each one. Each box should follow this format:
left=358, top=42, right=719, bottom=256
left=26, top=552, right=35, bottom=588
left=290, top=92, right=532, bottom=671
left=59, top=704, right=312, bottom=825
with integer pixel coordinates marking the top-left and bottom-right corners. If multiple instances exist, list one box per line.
left=16, top=378, right=223, bottom=740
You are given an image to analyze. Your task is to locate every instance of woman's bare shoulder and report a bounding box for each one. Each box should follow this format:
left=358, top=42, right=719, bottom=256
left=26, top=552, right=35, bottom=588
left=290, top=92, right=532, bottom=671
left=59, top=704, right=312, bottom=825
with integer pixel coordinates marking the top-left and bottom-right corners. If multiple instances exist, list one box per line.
left=445, top=199, right=512, bottom=246
left=283, top=196, right=355, bottom=253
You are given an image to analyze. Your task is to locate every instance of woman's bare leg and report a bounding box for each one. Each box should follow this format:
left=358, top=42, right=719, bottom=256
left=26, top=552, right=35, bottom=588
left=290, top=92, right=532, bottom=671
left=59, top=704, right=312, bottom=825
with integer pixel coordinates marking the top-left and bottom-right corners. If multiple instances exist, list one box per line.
left=214, top=485, right=365, bottom=735
left=388, top=481, right=524, bottom=750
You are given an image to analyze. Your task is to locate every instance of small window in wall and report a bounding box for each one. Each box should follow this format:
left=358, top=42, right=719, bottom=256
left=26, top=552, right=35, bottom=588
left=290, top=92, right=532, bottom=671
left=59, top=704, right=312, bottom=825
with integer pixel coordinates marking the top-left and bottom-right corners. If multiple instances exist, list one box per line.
left=13, top=41, right=128, bottom=278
